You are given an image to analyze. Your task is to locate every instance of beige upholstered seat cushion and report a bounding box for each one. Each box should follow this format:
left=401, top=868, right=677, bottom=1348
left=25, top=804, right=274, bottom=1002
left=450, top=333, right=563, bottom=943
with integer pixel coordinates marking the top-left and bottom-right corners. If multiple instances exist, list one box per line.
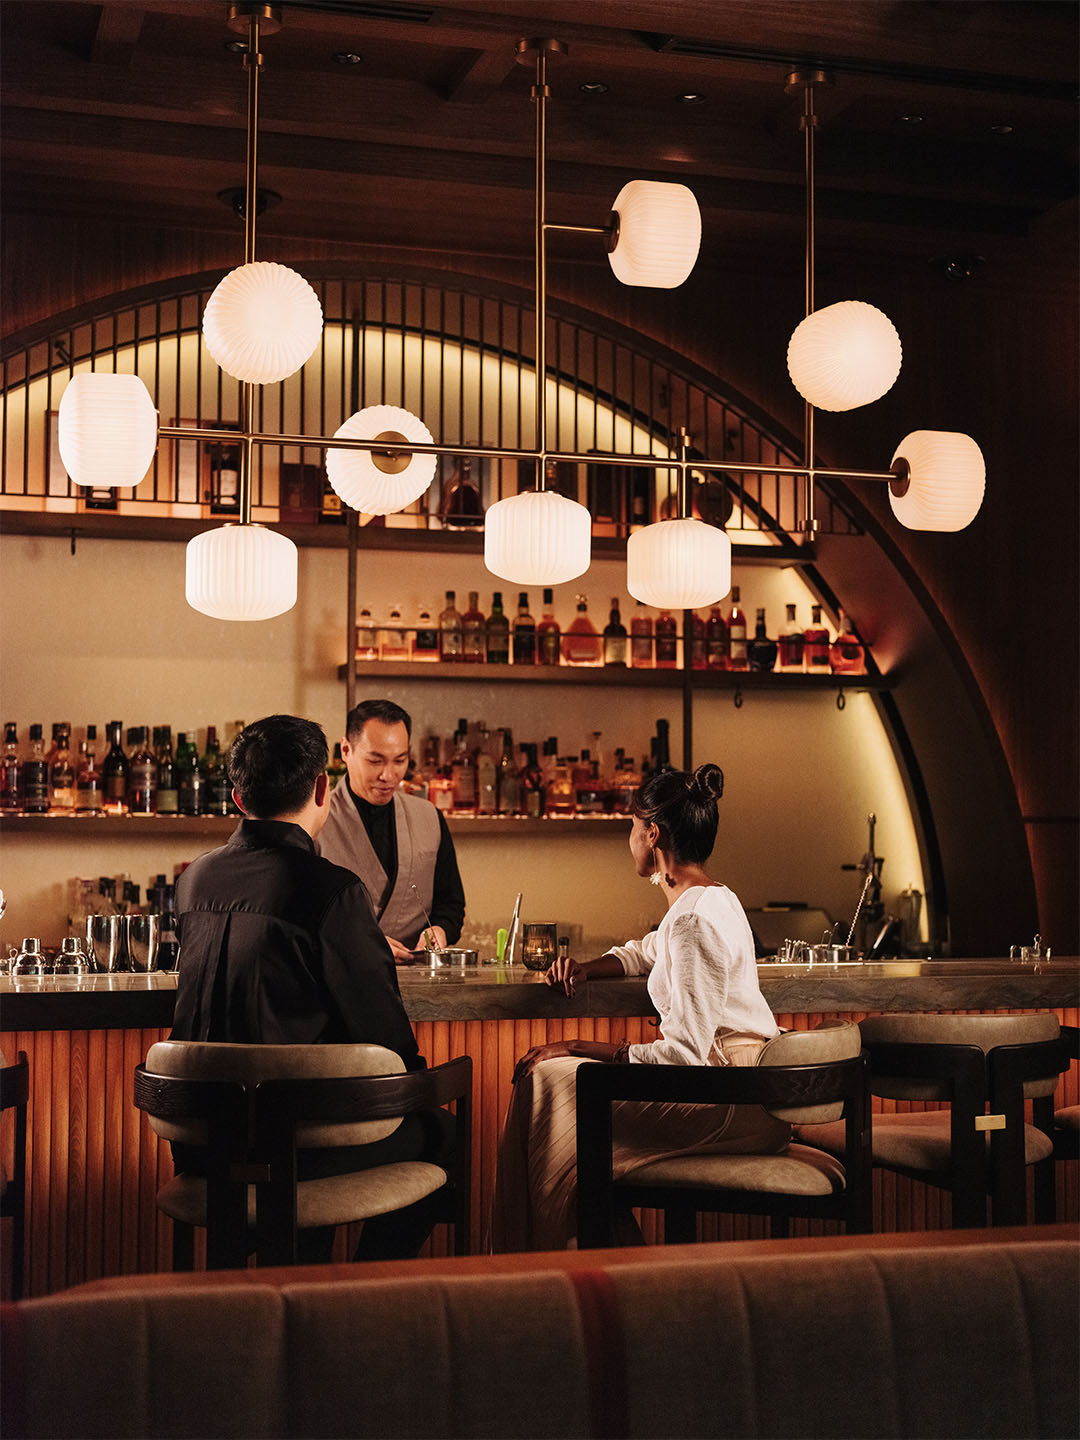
left=156, top=1160, right=448, bottom=1230
left=799, top=1110, right=1053, bottom=1176
left=1053, top=1104, right=1079, bottom=1137
left=144, top=1040, right=406, bottom=1147
left=757, top=1019, right=862, bottom=1123
left=619, top=1142, right=846, bottom=1197
left=859, top=1013, right=1060, bottom=1100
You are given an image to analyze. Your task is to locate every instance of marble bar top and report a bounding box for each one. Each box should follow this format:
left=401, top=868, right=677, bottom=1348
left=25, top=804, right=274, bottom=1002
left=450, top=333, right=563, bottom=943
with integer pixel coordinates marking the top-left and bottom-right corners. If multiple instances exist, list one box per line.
left=0, top=959, right=1076, bottom=1031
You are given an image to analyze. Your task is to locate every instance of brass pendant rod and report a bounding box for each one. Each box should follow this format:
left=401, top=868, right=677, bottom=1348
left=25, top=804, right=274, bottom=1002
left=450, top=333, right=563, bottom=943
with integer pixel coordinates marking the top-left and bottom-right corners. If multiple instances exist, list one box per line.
left=800, top=75, right=819, bottom=536
left=676, top=426, right=692, bottom=519
left=533, top=43, right=549, bottom=480
left=238, top=7, right=264, bottom=528
left=544, top=222, right=609, bottom=236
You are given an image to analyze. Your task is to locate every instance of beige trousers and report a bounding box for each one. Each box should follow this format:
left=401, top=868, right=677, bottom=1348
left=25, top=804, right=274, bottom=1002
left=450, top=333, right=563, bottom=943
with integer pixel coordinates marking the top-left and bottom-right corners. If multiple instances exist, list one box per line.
left=489, top=1038, right=790, bottom=1253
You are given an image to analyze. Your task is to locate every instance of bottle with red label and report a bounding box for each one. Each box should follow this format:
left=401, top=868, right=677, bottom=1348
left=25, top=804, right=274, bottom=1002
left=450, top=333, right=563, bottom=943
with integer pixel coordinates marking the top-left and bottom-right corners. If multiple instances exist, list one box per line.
left=727, top=586, right=748, bottom=671
left=804, top=605, right=831, bottom=672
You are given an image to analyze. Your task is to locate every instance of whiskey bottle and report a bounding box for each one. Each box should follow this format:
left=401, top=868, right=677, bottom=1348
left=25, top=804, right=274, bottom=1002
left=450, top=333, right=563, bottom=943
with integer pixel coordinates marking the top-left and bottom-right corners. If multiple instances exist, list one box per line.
left=496, top=728, right=521, bottom=814
left=450, top=722, right=477, bottom=810
left=413, top=607, right=439, bottom=662
left=563, top=595, right=602, bottom=666
left=830, top=608, right=867, bottom=675
left=519, top=742, right=545, bottom=818
left=537, top=589, right=561, bottom=666
left=155, top=727, right=178, bottom=814
left=485, top=592, right=510, bottom=664
left=630, top=603, right=653, bottom=668
left=439, top=456, right=484, bottom=528
left=127, top=727, right=158, bottom=814
left=0, top=723, right=20, bottom=813
left=603, top=598, right=628, bottom=667
left=101, top=721, right=130, bottom=814
left=804, top=604, right=831, bottom=672
left=512, top=592, right=536, bottom=666
left=462, top=591, right=486, bottom=663
left=475, top=727, right=497, bottom=814
left=778, top=603, right=805, bottom=672
left=747, top=608, right=778, bottom=672
left=355, top=606, right=379, bottom=661
left=75, top=727, right=103, bottom=814
left=438, top=590, right=464, bottom=661
left=727, top=586, right=748, bottom=671
left=50, top=723, right=76, bottom=811
left=22, top=724, right=50, bottom=814
left=706, top=606, right=729, bottom=670
left=655, top=609, right=678, bottom=669
left=379, top=605, right=409, bottom=661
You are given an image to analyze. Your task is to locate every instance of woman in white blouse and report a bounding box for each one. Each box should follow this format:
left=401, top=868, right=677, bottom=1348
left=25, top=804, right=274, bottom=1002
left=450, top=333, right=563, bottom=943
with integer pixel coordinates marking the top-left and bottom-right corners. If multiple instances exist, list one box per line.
left=490, top=763, right=789, bottom=1252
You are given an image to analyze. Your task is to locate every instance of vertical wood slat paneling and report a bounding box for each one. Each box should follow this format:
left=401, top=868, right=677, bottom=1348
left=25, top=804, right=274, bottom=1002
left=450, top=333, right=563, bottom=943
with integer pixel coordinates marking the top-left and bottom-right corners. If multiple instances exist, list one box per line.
left=3, top=1008, right=1077, bottom=1296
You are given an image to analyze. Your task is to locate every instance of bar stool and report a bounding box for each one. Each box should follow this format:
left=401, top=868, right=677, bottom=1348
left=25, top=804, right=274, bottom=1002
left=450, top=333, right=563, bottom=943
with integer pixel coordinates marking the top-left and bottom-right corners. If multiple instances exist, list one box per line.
left=1, top=1051, right=29, bottom=1299
left=798, top=1012, right=1067, bottom=1227
left=134, top=1041, right=472, bottom=1268
left=1034, top=1024, right=1078, bottom=1221
left=576, top=1020, right=870, bottom=1247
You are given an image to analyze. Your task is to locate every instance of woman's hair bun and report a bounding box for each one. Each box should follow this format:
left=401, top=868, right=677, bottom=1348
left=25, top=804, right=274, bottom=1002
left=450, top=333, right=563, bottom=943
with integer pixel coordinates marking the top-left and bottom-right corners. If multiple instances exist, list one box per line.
left=691, top=762, right=724, bottom=801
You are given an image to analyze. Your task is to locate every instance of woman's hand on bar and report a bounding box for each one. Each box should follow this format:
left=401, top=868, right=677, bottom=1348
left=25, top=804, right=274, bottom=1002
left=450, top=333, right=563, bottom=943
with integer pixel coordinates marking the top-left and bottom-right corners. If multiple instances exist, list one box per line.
left=544, top=951, right=624, bottom=995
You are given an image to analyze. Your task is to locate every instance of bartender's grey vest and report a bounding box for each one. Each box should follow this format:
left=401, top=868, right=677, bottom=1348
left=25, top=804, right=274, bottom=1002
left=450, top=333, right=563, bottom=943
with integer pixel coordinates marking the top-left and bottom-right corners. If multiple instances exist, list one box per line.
left=317, top=785, right=440, bottom=948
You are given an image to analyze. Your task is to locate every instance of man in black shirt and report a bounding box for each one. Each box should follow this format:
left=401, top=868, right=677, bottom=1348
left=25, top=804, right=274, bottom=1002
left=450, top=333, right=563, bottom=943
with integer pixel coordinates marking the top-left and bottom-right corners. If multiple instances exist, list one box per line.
left=317, top=699, right=466, bottom=961
left=171, top=714, right=449, bottom=1259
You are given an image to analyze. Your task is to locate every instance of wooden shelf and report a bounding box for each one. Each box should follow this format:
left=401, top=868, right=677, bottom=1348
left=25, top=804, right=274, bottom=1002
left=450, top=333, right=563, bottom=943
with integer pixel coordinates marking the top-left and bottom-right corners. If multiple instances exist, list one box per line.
left=0, top=813, right=632, bottom=837
left=337, top=659, right=894, bottom=691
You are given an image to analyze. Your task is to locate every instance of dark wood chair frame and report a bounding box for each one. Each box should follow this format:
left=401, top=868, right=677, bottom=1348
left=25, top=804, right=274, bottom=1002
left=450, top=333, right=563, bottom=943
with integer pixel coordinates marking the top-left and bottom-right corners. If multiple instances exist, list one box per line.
left=576, top=1055, right=871, bottom=1249
left=861, top=1033, right=1072, bottom=1228
left=133, top=1055, right=472, bottom=1270
left=0, top=1051, right=29, bottom=1300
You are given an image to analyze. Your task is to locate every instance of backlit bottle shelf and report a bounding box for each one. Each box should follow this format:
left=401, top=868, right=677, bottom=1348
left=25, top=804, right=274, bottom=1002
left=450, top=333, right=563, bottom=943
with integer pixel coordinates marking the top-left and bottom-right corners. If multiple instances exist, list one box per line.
left=337, top=659, right=893, bottom=690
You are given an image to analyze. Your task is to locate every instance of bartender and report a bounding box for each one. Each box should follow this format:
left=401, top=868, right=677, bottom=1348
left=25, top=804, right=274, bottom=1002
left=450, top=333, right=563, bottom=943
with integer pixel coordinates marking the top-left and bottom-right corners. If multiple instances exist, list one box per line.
left=318, top=698, right=465, bottom=961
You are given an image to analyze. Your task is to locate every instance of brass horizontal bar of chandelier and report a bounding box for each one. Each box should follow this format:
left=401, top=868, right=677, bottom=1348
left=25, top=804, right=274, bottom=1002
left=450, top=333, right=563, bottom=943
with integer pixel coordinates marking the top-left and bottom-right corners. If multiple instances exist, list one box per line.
left=155, top=424, right=896, bottom=485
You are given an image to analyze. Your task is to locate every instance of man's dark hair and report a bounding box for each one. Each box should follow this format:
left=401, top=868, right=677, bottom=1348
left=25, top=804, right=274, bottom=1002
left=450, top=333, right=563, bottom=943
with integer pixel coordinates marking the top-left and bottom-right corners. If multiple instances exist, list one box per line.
left=345, top=699, right=412, bottom=741
left=630, top=763, right=725, bottom=864
left=227, top=715, right=329, bottom=818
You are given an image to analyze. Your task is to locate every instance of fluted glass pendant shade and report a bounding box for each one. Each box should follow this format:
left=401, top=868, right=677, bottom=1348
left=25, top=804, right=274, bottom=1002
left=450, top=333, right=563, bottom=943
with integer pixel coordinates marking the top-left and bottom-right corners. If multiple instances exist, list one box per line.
left=484, top=489, right=592, bottom=585
left=889, top=430, right=985, bottom=531
left=57, top=373, right=158, bottom=489
left=626, top=518, right=731, bottom=609
left=185, top=524, right=298, bottom=621
left=325, top=405, right=437, bottom=514
left=607, top=181, right=701, bottom=289
left=202, top=262, right=323, bottom=385
left=787, top=301, right=902, bottom=412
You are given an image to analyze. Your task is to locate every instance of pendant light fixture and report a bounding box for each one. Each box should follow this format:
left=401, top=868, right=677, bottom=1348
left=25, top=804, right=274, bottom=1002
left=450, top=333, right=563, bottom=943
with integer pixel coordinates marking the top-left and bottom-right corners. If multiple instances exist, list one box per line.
left=626, top=430, right=732, bottom=608
left=202, top=259, right=323, bottom=386
left=185, top=3, right=297, bottom=622
left=326, top=405, right=437, bottom=515
left=57, top=372, right=158, bottom=491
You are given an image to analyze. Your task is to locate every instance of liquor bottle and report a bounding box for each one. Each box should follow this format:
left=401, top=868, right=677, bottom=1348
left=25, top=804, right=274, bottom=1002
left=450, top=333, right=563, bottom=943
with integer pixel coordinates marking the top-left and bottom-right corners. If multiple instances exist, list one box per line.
left=327, top=742, right=347, bottom=789
left=462, top=591, right=486, bottom=662
left=537, top=588, right=561, bottom=666
left=101, top=721, right=130, bottom=814
left=496, top=728, right=521, bottom=815
left=154, top=727, right=178, bottom=813
left=603, top=597, right=628, bottom=668
left=519, top=742, right=545, bottom=819
left=475, top=727, right=497, bottom=814
left=176, top=732, right=204, bottom=816
left=439, top=456, right=484, bottom=528
left=727, top=586, right=748, bottom=671
left=629, top=467, right=654, bottom=531
left=830, top=608, right=867, bottom=675
left=379, top=605, right=409, bottom=661
left=450, top=722, right=477, bottom=811
left=45, top=723, right=63, bottom=776
left=413, top=607, right=439, bottom=662
left=652, top=718, right=672, bottom=774
left=438, top=590, right=464, bottom=661
left=208, top=436, right=241, bottom=515
left=50, top=724, right=76, bottom=811
left=705, top=606, right=729, bottom=670
left=747, top=608, right=778, bottom=672
left=200, top=726, right=230, bottom=816
left=127, top=727, right=158, bottom=814
left=562, top=595, right=602, bottom=666
left=690, top=612, right=707, bottom=670
left=778, top=603, right=805, bottom=672
left=75, top=727, right=103, bottom=814
left=0, top=723, right=20, bottom=813
left=355, top=607, right=378, bottom=661
left=545, top=755, right=575, bottom=815
left=157, top=884, right=180, bottom=971
left=21, top=724, right=50, bottom=814
left=486, top=592, right=510, bottom=664
left=630, top=603, right=653, bottom=669
left=512, top=592, right=536, bottom=666
left=804, top=604, right=831, bottom=672
left=655, top=609, right=678, bottom=669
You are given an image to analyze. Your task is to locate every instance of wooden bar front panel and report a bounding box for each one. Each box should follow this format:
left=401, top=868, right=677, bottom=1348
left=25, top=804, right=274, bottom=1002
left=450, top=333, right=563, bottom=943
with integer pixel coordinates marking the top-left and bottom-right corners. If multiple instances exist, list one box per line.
left=3, top=1009, right=1077, bottom=1297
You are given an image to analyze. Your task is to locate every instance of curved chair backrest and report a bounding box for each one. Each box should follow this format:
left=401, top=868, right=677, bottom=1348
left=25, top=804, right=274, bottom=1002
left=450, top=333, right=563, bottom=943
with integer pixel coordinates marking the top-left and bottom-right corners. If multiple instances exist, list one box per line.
left=860, top=1013, right=1060, bottom=1101
left=144, top=1041, right=406, bottom=1148
left=757, top=1020, right=862, bottom=1123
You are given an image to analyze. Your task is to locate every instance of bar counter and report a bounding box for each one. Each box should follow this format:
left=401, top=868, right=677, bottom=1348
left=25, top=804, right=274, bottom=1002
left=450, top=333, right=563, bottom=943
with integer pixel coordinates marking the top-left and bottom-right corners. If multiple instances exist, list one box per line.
left=2, top=959, right=1077, bottom=1297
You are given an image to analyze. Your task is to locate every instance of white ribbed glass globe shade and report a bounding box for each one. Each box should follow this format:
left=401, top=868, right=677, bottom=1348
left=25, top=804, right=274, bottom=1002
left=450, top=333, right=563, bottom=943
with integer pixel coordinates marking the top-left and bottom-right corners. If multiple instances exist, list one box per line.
left=787, top=301, right=902, bottom=411
left=202, top=262, right=323, bottom=384
left=607, top=180, right=701, bottom=289
left=325, top=406, right=437, bottom=514
left=185, top=525, right=298, bottom=621
left=484, top=489, right=592, bottom=585
left=889, top=430, right=985, bottom=531
left=626, top=518, right=731, bottom=609
left=57, top=373, right=158, bottom=488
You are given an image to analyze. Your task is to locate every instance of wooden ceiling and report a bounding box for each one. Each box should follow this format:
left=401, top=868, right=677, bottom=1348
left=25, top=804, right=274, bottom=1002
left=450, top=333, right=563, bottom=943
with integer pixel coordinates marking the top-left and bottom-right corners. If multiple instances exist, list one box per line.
left=2, top=0, right=1077, bottom=288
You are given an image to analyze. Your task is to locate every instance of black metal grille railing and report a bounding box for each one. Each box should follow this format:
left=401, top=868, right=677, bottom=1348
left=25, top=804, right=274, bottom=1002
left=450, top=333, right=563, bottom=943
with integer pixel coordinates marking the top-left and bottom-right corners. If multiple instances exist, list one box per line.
left=0, top=268, right=861, bottom=541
